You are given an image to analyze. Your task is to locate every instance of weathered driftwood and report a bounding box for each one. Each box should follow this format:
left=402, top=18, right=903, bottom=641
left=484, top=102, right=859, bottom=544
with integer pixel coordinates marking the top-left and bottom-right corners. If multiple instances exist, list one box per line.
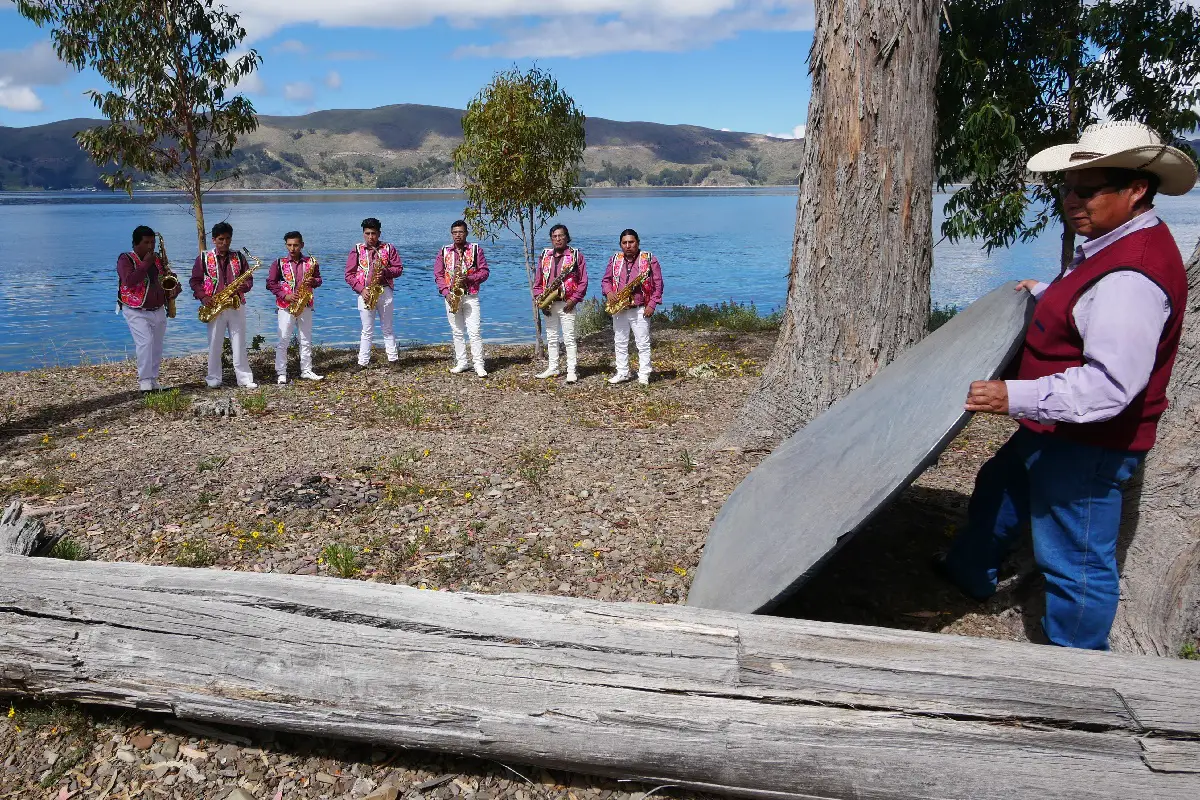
left=2, top=555, right=1199, bottom=799
left=1112, top=236, right=1200, bottom=656
left=0, top=501, right=58, bottom=557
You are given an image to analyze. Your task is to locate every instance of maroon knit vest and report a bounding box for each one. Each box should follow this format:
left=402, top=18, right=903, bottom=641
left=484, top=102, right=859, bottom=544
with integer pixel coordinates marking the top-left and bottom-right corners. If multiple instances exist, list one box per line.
left=1013, top=221, right=1187, bottom=452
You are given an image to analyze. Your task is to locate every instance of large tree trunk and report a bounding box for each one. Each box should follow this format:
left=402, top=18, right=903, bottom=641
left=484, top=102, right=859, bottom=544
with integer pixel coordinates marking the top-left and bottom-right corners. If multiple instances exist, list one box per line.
left=716, top=0, right=939, bottom=450
left=1111, top=236, right=1200, bottom=656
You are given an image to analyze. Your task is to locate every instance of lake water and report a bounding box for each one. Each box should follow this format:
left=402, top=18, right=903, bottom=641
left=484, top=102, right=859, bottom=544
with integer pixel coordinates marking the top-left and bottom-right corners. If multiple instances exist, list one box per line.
left=1, top=187, right=1197, bottom=372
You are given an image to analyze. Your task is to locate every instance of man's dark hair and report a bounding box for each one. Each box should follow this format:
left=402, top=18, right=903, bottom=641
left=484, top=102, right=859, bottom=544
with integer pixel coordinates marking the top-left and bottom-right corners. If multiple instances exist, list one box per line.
left=284, top=230, right=304, bottom=242
left=132, top=225, right=155, bottom=246
left=450, top=220, right=468, bottom=232
left=1107, top=168, right=1160, bottom=208
left=549, top=223, right=570, bottom=243
left=211, top=222, right=234, bottom=238
left=619, top=228, right=640, bottom=243
left=362, top=217, right=382, bottom=231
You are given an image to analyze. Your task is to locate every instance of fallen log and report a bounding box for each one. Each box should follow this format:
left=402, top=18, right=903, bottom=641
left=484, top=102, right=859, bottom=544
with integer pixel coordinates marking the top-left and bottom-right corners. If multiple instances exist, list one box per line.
left=2, top=553, right=1199, bottom=799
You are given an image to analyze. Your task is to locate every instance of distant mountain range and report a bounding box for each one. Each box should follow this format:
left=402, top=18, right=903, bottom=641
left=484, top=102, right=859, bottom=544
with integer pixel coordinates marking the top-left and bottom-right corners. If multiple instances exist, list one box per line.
left=0, top=104, right=805, bottom=191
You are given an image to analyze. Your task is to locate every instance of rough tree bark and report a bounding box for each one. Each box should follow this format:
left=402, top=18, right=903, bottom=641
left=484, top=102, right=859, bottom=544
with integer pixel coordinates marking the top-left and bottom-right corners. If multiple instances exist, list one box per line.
left=1111, top=236, right=1200, bottom=656
left=716, top=0, right=940, bottom=450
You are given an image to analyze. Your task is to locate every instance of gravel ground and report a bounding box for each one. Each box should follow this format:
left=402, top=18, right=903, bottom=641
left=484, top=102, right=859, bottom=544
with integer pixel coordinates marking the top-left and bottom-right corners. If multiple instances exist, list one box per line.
left=0, top=326, right=1029, bottom=799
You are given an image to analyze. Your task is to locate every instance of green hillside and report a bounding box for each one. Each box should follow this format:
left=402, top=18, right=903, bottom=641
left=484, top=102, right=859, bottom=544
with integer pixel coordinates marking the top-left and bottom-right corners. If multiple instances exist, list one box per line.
left=0, top=103, right=805, bottom=191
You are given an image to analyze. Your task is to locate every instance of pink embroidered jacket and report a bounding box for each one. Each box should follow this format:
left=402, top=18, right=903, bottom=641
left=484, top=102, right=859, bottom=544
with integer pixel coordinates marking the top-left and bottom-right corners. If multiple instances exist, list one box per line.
left=267, top=255, right=323, bottom=310
left=601, top=251, right=665, bottom=314
left=117, top=251, right=179, bottom=310
left=531, top=247, right=588, bottom=305
left=433, top=243, right=490, bottom=297
left=189, top=250, right=252, bottom=303
left=344, top=243, right=403, bottom=294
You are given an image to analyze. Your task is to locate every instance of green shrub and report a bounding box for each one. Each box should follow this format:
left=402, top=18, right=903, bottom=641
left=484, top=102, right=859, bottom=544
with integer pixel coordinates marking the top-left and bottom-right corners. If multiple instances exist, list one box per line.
left=174, top=537, right=216, bottom=568
left=929, top=303, right=960, bottom=332
left=144, top=388, right=190, bottom=415
left=239, top=389, right=269, bottom=415
left=660, top=302, right=781, bottom=332
left=320, top=542, right=361, bottom=578
left=573, top=297, right=609, bottom=338
left=49, top=537, right=88, bottom=561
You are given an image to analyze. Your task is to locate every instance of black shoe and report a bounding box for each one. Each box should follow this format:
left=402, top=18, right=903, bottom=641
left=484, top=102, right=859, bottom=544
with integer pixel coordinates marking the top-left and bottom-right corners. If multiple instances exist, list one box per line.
left=931, top=554, right=993, bottom=602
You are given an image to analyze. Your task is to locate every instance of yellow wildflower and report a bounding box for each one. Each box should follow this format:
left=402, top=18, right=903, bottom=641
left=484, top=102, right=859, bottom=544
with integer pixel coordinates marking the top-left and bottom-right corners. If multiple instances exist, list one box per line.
left=464, top=492, right=472, bottom=500
left=423, top=525, right=431, bottom=534
left=7, top=704, right=14, bottom=718
left=672, top=566, right=687, bottom=576
left=593, top=551, right=601, bottom=559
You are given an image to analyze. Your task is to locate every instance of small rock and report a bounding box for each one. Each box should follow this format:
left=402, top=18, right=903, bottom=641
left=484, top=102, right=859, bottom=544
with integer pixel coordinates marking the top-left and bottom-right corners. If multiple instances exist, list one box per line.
left=160, top=738, right=179, bottom=759
left=416, top=775, right=455, bottom=792
left=43, top=749, right=59, bottom=766
left=130, top=733, right=155, bottom=750
left=225, top=788, right=256, bottom=800
left=315, top=772, right=338, bottom=785
left=365, top=785, right=400, bottom=800
left=115, top=750, right=137, bottom=764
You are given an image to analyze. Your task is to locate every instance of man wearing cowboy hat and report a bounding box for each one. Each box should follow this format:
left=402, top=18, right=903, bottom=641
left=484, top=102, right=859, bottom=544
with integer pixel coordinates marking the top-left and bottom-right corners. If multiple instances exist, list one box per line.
left=938, top=120, right=1196, bottom=650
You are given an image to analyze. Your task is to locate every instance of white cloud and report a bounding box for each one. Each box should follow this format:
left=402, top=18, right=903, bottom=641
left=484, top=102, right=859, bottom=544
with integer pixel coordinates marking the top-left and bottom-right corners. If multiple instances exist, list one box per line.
left=237, top=71, right=267, bottom=94
left=272, top=38, right=308, bottom=54
left=283, top=81, right=314, bottom=102
left=0, top=40, right=72, bottom=113
left=0, top=79, right=43, bottom=112
left=225, top=0, right=814, bottom=57
left=324, top=70, right=342, bottom=90
left=764, top=123, right=805, bottom=139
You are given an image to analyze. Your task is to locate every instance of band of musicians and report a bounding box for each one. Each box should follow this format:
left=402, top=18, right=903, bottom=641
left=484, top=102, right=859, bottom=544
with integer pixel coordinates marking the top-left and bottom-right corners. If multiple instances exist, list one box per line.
left=115, top=217, right=666, bottom=392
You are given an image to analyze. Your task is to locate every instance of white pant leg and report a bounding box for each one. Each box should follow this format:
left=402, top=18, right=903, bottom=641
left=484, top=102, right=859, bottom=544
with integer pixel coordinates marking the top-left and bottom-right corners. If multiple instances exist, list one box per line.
left=147, top=307, right=167, bottom=382
left=276, top=308, right=296, bottom=377
left=206, top=313, right=227, bottom=386
left=445, top=299, right=468, bottom=367
left=357, top=294, right=374, bottom=365
left=377, top=287, right=398, bottom=360
left=123, top=307, right=157, bottom=385
left=463, top=295, right=484, bottom=367
left=612, top=309, right=633, bottom=377
left=227, top=305, right=254, bottom=386
left=544, top=303, right=561, bottom=368
left=558, top=302, right=577, bottom=374
left=297, top=307, right=314, bottom=373
left=630, top=310, right=652, bottom=379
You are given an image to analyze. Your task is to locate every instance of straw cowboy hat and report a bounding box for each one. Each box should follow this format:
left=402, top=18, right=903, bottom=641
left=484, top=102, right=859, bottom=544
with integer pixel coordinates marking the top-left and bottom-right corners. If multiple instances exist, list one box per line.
left=1026, top=120, right=1198, bottom=196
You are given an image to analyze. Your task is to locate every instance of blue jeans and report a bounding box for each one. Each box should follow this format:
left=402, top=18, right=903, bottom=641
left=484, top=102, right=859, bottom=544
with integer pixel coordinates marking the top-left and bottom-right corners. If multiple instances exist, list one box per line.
left=943, top=427, right=1143, bottom=650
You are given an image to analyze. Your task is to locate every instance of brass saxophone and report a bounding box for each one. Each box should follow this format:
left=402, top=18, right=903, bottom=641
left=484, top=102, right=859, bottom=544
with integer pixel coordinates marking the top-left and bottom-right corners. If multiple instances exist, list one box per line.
left=286, top=258, right=317, bottom=317
left=156, top=233, right=180, bottom=319
left=446, top=260, right=467, bottom=314
left=536, top=254, right=577, bottom=311
left=198, top=247, right=262, bottom=323
left=362, top=250, right=385, bottom=311
left=605, top=270, right=648, bottom=315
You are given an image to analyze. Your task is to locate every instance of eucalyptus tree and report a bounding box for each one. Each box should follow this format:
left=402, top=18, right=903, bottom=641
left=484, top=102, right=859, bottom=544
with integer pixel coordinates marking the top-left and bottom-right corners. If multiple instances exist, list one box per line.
left=452, top=66, right=587, bottom=356
left=937, top=0, right=1200, bottom=266
left=15, top=0, right=262, bottom=254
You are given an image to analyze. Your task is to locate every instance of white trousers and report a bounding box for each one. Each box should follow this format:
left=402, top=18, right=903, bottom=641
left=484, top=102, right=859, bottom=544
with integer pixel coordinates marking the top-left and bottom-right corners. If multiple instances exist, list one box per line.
left=544, top=301, right=577, bottom=373
left=123, top=306, right=167, bottom=388
left=613, top=306, right=652, bottom=379
left=446, top=295, right=484, bottom=368
left=358, top=286, right=398, bottom=365
left=206, top=304, right=254, bottom=387
left=276, top=307, right=314, bottom=376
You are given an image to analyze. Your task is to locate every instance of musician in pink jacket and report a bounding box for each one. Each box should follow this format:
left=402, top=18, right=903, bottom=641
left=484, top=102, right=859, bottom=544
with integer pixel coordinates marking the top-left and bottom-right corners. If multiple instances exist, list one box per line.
left=344, top=217, right=404, bottom=369
left=433, top=220, right=491, bottom=377
left=601, top=229, right=665, bottom=385
left=532, top=224, right=589, bottom=384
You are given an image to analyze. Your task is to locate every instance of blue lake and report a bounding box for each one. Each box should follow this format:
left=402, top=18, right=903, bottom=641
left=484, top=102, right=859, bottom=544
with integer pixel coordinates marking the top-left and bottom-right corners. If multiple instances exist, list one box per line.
left=0, top=186, right=1197, bottom=372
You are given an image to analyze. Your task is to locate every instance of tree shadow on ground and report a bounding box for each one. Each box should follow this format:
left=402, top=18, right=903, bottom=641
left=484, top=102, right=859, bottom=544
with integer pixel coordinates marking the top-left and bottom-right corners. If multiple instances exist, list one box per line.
left=0, top=389, right=148, bottom=451
left=776, top=484, right=1046, bottom=642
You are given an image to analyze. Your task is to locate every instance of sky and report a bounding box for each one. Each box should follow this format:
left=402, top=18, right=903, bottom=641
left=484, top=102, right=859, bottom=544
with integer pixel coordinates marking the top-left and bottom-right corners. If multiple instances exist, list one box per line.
left=0, top=0, right=813, bottom=137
